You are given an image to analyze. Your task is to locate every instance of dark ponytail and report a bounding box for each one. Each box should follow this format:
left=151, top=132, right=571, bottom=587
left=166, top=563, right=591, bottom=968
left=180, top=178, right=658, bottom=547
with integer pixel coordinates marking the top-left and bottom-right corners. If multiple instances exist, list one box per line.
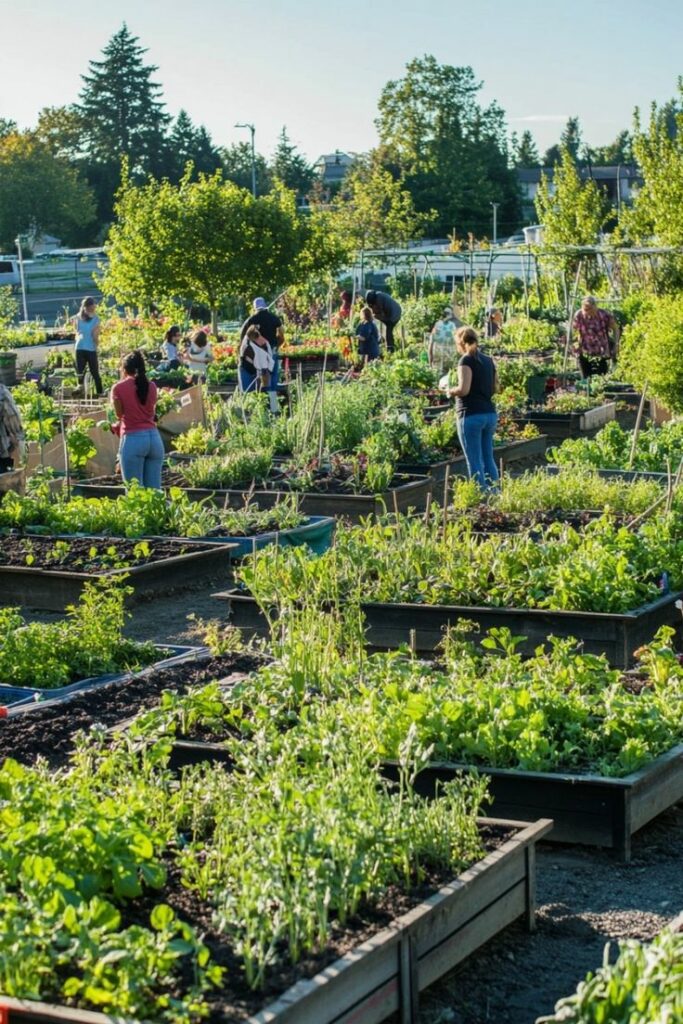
left=121, top=350, right=150, bottom=404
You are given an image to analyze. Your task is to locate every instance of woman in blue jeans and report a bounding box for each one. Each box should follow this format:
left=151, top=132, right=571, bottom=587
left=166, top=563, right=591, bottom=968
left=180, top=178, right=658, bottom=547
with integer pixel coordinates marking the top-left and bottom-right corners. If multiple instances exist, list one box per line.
left=448, top=326, right=499, bottom=491
left=111, top=351, right=165, bottom=489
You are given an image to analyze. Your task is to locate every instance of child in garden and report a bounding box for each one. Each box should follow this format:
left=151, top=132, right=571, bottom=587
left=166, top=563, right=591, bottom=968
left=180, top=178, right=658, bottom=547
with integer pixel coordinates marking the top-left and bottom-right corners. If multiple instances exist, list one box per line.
left=356, top=306, right=381, bottom=365
left=185, top=328, right=214, bottom=383
left=239, top=325, right=275, bottom=393
left=159, top=325, right=182, bottom=370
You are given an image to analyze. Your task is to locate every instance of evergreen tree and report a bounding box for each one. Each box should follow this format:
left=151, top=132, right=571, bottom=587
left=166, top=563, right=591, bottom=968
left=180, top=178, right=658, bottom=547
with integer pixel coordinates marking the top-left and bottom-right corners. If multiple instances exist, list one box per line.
left=78, top=24, right=170, bottom=182
left=543, top=116, right=583, bottom=166
left=221, top=142, right=272, bottom=195
left=512, top=130, right=540, bottom=168
left=586, top=130, right=633, bottom=166
left=168, top=110, right=222, bottom=181
left=270, top=127, right=314, bottom=201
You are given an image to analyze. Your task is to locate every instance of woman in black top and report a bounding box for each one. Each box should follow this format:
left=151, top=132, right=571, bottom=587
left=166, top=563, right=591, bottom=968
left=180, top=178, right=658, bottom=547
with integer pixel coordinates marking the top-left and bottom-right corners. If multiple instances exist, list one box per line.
left=448, top=326, right=499, bottom=490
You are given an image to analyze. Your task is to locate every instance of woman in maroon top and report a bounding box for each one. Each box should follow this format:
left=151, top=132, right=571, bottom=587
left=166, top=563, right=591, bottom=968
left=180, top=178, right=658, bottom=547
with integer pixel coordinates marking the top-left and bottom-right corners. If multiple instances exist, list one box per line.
left=111, top=351, right=165, bottom=489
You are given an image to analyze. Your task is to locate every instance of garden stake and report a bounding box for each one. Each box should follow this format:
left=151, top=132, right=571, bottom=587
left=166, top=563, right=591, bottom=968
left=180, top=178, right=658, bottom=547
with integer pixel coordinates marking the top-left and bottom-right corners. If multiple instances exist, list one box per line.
left=59, top=409, right=71, bottom=501
left=627, top=388, right=648, bottom=470
left=561, top=259, right=583, bottom=376
left=442, top=463, right=451, bottom=513
left=423, top=490, right=432, bottom=524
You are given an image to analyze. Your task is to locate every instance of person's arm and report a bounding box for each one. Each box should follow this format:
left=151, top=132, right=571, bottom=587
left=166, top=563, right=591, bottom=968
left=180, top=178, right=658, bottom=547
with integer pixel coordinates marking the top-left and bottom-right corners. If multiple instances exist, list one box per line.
left=276, top=325, right=285, bottom=346
left=449, top=363, right=472, bottom=397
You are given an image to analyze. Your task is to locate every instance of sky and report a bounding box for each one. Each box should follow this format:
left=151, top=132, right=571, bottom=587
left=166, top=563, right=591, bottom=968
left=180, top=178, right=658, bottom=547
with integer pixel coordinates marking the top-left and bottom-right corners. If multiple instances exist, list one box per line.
left=1, top=0, right=682, bottom=162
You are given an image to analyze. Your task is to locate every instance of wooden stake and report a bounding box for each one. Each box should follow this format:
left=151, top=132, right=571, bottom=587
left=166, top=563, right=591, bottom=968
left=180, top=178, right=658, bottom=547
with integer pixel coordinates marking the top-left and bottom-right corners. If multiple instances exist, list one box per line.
left=627, top=388, right=648, bottom=470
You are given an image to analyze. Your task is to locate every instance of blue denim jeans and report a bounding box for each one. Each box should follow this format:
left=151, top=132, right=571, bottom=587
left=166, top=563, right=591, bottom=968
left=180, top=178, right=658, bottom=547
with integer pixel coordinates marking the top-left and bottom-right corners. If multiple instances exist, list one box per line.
left=456, top=411, right=499, bottom=490
left=119, top=429, right=165, bottom=489
left=239, top=367, right=259, bottom=393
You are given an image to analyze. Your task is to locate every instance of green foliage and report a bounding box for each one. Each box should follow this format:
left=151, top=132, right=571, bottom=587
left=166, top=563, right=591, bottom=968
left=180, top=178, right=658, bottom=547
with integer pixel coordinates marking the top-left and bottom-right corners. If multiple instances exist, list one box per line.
left=240, top=509, right=683, bottom=615
left=101, top=169, right=310, bottom=328
left=549, top=420, right=683, bottom=473
left=0, top=580, right=158, bottom=688
left=376, top=56, right=520, bottom=237
left=539, top=927, right=683, bottom=1023
left=535, top=146, right=608, bottom=251
left=66, top=417, right=97, bottom=471
left=399, top=293, right=451, bottom=340
left=10, top=382, right=60, bottom=443
left=618, top=292, right=683, bottom=413
left=178, top=449, right=274, bottom=489
left=0, top=131, right=96, bottom=250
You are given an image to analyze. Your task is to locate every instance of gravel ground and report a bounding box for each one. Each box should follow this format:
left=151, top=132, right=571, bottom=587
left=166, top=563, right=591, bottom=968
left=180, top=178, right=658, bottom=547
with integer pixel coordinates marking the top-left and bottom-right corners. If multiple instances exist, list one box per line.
left=20, top=583, right=683, bottom=1024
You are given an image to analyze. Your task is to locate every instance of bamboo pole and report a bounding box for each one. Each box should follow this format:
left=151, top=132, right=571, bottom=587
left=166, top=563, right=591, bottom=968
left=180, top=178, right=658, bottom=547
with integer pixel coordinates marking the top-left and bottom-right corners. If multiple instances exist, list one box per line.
left=561, top=259, right=583, bottom=377
left=627, top=388, right=648, bottom=470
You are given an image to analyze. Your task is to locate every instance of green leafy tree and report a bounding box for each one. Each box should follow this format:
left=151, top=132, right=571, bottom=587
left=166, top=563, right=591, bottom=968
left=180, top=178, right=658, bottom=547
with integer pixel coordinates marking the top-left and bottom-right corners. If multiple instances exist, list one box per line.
left=33, top=106, right=86, bottom=161
left=101, top=170, right=315, bottom=330
left=0, top=132, right=96, bottom=250
left=625, top=83, right=683, bottom=247
left=221, top=142, right=272, bottom=195
left=270, top=127, right=315, bottom=201
left=376, top=55, right=520, bottom=238
left=512, top=130, right=540, bottom=168
left=618, top=293, right=683, bottom=413
left=333, top=153, right=433, bottom=250
left=535, top=146, right=607, bottom=247
left=0, top=118, right=18, bottom=139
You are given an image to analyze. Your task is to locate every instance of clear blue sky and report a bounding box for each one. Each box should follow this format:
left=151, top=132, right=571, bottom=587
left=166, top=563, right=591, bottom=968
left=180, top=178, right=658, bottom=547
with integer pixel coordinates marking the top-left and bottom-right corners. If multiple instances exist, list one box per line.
left=2, top=0, right=681, bottom=161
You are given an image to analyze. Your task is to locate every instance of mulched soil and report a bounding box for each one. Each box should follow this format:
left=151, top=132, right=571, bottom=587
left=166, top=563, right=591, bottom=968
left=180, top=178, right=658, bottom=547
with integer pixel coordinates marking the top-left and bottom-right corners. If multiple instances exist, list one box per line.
left=0, top=652, right=262, bottom=769
left=0, top=534, right=211, bottom=571
left=121, top=823, right=516, bottom=1023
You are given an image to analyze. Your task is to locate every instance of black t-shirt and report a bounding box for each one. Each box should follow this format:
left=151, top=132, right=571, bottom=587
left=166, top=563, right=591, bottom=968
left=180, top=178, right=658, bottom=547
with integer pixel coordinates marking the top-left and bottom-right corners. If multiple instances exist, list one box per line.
left=456, top=351, right=496, bottom=416
left=240, top=310, right=283, bottom=348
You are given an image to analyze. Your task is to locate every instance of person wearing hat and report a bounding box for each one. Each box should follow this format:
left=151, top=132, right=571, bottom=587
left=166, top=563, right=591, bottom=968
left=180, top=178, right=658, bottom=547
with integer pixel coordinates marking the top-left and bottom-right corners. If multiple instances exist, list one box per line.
left=429, top=306, right=463, bottom=372
left=240, top=297, right=285, bottom=412
left=573, top=296, right=619, bottom=377
left=365, top=290, right=402, bottom=353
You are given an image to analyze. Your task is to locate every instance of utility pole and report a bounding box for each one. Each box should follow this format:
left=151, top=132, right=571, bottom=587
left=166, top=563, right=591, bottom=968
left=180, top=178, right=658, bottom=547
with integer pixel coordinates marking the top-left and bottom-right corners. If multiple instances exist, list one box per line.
left=235, top=122, right=256, bottom=197
left=491, top=203, right=500, bottom=246
left=15, top=236, right=28, bottom=322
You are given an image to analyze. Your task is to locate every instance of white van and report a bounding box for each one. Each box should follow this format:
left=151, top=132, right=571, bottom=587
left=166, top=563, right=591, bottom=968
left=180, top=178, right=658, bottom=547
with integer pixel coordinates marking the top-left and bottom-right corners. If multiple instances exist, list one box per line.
left=0, top=258, right=20, bottom=287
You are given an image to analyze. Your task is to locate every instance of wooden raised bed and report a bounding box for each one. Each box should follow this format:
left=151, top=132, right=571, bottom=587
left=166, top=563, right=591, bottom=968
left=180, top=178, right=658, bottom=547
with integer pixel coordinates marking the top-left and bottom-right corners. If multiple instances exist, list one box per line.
left=282, top=353, right=341, bottom=378
left=73, top=475, right=432, bottom=520
left=0, top=816, right=552, bottom=1024
left=167, top=737, right=683, bottom=862
left=0, top=540, right=236, bottom=611
left=520, top=401, right=615, bottom=440
left=216, top=588, right=683, bottom=668
left=381, top=744, right=683, bottom=862
left=396, top=437, right=548, bottom=488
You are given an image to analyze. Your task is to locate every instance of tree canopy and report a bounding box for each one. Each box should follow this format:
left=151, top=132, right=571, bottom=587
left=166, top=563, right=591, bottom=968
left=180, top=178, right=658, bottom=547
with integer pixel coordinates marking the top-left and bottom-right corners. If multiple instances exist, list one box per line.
left=375, top=55, right=521, bottom=238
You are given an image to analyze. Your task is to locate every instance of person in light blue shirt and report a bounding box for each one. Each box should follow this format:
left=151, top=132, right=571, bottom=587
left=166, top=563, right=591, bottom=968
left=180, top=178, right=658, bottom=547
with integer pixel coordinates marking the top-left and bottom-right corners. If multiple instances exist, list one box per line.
left=73, top=296, right=103, bottom=395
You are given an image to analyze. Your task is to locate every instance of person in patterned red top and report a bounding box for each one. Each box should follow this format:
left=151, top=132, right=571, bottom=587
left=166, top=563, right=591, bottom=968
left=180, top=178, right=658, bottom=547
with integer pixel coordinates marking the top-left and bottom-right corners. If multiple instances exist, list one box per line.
left=573, top=296, right=620, bottom=378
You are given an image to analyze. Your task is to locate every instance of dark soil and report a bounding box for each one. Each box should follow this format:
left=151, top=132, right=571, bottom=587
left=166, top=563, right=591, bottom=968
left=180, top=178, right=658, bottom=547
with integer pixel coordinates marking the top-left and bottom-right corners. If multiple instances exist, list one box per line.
left=0, top=652, right=262, bottom=769
left=121, top=824, right=515, bottom=1023
left=460, top=506, right=627, bottom=534
left=0, top=534, right=213, bottom=571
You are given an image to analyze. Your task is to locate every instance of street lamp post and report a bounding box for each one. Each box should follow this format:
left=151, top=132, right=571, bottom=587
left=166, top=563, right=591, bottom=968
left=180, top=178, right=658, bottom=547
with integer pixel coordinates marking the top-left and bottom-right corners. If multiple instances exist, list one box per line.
left=14, top=236, right=28, bottom=322
left=491, top=203, right=500, bottom=246
left=235, top=122, right=256, bottom=198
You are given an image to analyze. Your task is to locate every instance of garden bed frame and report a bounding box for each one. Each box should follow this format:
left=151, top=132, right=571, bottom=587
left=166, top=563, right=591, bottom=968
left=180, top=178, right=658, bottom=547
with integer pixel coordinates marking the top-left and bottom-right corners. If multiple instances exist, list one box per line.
left=520, top=401, right=615, bottom=440
left=0, top=816, right=552, bottom=1024
left=0, top=541, right=236, bottom=611
left=216, top=589, right=683, bottom=668
left=166, top=738, right=683, bottom=862
left=73, top=475, right=432, bottom=520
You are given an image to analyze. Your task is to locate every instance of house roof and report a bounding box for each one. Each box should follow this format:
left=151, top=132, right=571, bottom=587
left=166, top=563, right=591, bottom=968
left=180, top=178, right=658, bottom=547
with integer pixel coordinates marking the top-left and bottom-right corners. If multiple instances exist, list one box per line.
left=516, top=164, right=641, bottom=183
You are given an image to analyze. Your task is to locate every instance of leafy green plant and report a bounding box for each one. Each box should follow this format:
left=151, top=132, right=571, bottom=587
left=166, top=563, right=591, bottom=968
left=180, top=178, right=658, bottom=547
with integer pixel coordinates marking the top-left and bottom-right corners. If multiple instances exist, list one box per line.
left=0, top=579, right=160, bottom=688
left=538, top=926, right=683, bottom=1023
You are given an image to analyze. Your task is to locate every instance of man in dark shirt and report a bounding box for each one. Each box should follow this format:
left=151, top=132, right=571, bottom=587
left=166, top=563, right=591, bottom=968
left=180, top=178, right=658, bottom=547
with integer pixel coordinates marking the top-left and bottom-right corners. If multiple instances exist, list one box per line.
left=365, top=290, right=402, bottom=353
left=240, top=297, right=284, bottom=412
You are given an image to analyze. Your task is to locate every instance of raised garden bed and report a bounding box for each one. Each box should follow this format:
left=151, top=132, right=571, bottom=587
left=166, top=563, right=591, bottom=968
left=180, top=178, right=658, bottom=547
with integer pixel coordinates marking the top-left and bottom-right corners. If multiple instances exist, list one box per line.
left=282, top=353, right=341, bottom=378
left=13, top=338, right=74, bottom=370
left=73, top=474, right=432, bottom=520
left=216, top=588, right=683, bottom=668
left=520, top=402, right=615, bottom=440
left=381, top=745, right=683, bottom=862
left=0, top=536, right=236, bottom=610
left=166, top=736, right=683, bottom=862
left=398, top=438, right=547, bottom=488
left=0, top=816, right=552, bottom=1024
left=0, top=644, right=198, bottom=709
